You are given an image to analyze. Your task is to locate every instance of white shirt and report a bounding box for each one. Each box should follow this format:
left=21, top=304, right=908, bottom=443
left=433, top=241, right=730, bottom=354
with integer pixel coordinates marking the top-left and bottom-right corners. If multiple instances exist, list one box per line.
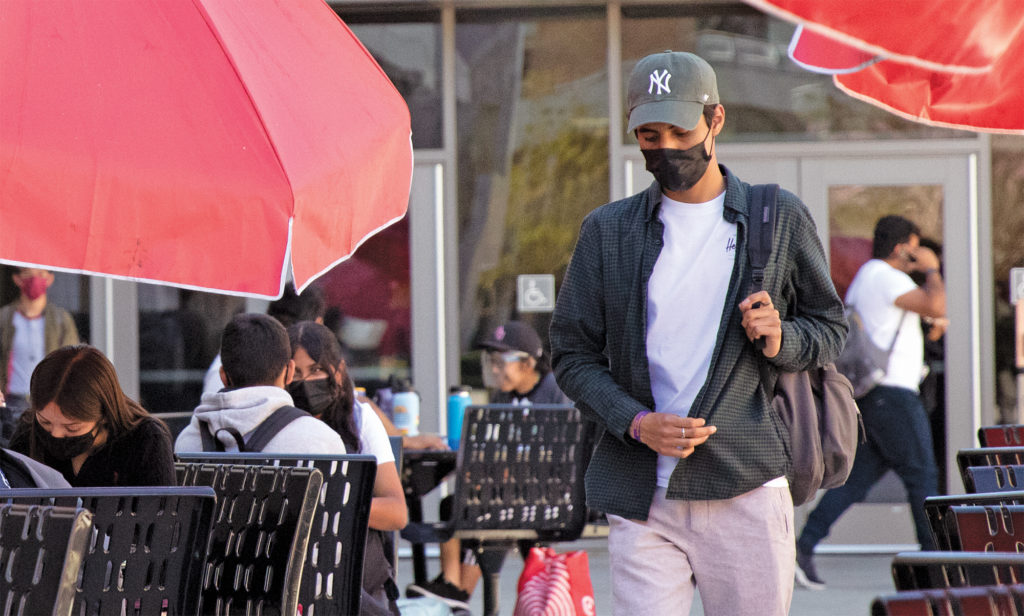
left=8, top=311, right=46, bottom=395
left=646, top=191, right=734, bottom=488
left=354, top=400, right=395, bottom=465
left=845, top=259, right=923, bottom=392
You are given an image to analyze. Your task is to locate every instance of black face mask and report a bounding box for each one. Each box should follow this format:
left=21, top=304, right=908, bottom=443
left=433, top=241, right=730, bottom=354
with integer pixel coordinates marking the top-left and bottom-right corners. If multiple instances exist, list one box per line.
left=287, top=379, right=334, bottom=415
left=641, top=126, right=713, bottom=193
left=36, top=424, right=99, bottom=461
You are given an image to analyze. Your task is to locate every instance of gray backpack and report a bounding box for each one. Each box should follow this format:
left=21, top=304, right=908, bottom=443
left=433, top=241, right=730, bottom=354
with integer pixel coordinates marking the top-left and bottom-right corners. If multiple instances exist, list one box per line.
left=748, top=184, right=863, bottom=506
left=834, top=305, right=906, bottom=399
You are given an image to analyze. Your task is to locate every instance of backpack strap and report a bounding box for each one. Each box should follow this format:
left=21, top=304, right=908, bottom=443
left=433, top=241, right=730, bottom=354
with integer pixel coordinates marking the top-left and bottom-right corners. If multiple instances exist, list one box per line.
left=242, top=405, right=311, bottom=452
left=198, top=405, right=310, bottom=452
left=747, top=184, right=779, bottom=295
left=747, top=184, right=780, bottom=353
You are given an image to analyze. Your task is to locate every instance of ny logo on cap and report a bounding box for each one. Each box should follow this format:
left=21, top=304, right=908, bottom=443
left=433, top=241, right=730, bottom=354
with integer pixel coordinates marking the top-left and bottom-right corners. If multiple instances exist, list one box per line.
left=648, top=69, right=671, bottom=95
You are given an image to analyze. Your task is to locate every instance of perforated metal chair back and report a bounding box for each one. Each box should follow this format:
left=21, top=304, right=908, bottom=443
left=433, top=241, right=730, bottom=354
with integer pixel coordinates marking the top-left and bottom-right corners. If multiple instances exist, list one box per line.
left=892, top=551, right=1024, bottom=590
left=449, top=404, right=593, bottom=542
left=979, top=425, right=1024, bottom=448
left=176, top=462, right=322, bottom=616
left=0, top=504, right=92, bottom=616
left=965, top=465, right=1024, bottom=493
left=871, top=585, right=1024, bottom=616
left=0, top=487, right=214, bottom=616
left=958, top=447, right=1024, bottom=485
left=177, top=454, right=375, bottom=616
left=943, top=505, right=1024, bottom=552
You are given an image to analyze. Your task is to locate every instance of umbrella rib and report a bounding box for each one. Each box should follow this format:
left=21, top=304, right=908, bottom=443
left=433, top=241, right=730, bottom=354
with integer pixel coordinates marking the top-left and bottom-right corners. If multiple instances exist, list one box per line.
left=188, top=0, right=295, bottom=204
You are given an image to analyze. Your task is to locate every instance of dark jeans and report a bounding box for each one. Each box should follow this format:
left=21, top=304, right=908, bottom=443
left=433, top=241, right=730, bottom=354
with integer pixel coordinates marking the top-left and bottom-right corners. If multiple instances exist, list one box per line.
left=798, top=385, right=939, bottom=552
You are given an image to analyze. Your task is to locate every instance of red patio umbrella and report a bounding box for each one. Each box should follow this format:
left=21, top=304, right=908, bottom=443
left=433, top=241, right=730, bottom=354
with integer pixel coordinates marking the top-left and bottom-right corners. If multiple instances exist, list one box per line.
left=0, top=0, right=412, bottom=298
left=745, top=0, right=1024, bottom=134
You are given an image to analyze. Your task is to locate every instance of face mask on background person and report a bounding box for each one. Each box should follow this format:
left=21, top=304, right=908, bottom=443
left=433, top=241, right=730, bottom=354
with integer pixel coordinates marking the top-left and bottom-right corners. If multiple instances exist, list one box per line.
left=287, top=379, right=334, bottom=416
left=18, top=276, right=49, bottom=301
left=641, top=126, right=713, bottom=193
left=36, top=425, right=98, bottom=460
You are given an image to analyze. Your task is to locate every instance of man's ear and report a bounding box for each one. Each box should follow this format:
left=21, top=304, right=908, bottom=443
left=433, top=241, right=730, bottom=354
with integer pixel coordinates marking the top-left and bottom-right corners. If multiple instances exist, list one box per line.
left=711, top=104, right=725, bottom=135
left=281, top=360, right=296, bottom=386
left=219, top=367, right=231, bottom=387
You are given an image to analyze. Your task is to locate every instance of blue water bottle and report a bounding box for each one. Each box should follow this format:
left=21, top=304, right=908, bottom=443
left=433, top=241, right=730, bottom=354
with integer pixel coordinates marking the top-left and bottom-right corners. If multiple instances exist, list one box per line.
left=447, top=386, right=471, bottom=450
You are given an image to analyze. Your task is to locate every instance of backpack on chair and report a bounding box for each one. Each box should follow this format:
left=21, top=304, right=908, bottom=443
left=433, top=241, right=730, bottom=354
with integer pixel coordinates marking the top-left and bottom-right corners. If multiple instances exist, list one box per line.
left=747, top=184, right=863, bottom=506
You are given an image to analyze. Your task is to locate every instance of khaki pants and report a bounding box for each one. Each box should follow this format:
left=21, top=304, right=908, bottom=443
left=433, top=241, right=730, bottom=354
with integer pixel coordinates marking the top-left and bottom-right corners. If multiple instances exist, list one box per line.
left=607, top=485, right=795, bottom=616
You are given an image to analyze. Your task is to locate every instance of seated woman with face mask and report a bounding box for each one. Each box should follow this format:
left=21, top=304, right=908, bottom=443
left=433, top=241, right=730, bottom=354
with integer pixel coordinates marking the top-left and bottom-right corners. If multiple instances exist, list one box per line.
left=286, top=321, right=407, bottom=616
left=9, top=345, right=176, bottom=487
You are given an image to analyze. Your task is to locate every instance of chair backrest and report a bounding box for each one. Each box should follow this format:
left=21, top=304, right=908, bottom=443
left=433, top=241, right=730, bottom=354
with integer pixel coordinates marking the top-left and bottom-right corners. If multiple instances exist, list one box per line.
left=979, top=425, right=1024, bottom=448
left=448, top=404, right=595, bottom=542
left=176, top=462, right=323, bottom=616
left=943, top=505, right=1024, bottom=552
left=965, top=465, right=1024, bottom=493
left=892, top=551, right=1024, bottom=590
left=871, top=585, right=1024, bottom=616
left=927, top=492, right=1024, bottom=551
left=958, top=447, right=1024, bottom=480
left=0, top=504, right=92, bottom=616
left=1, top=487, right=215, bottom=616
left=177, top=454, right=376, bottom=616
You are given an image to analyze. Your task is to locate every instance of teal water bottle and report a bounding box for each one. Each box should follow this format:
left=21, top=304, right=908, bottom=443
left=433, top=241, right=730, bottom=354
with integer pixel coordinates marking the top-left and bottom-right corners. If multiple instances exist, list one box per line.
left=447, top=386, right=471, bottom=450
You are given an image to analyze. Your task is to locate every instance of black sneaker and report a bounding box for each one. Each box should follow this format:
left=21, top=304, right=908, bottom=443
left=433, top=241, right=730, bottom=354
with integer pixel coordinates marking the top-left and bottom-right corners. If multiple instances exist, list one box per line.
left=795, top=547, right=826, bottom=590
left=407, top=575, right=471, bottom=610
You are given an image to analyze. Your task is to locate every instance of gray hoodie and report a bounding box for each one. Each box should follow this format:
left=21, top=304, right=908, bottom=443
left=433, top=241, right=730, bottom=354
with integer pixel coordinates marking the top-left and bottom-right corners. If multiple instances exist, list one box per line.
left=174, top=386, right=345, bottom=454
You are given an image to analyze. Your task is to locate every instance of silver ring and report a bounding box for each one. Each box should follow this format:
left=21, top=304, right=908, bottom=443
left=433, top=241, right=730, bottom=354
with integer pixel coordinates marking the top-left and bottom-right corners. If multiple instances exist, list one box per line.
left=681, top=427, right=686, bottom=439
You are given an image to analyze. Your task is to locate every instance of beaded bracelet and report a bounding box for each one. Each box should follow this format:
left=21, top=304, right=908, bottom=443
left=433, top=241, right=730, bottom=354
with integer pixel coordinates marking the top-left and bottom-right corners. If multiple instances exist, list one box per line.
left=631, top=411, right=651, bottom=441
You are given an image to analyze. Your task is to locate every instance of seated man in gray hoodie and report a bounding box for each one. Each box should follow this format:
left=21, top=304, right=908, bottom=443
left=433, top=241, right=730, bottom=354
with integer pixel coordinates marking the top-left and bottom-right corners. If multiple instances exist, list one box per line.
left=175, top=313, right=345, bottom=454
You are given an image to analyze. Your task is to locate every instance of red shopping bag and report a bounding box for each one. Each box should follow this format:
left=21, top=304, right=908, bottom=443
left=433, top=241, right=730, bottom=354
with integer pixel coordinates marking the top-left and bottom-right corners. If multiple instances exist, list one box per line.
left=514, top=547, right=596, bottom=616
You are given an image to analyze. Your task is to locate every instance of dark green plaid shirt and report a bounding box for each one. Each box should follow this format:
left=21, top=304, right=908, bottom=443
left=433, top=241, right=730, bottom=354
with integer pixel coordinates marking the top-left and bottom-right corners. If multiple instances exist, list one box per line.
left=550, top=166, right=847, bottom=519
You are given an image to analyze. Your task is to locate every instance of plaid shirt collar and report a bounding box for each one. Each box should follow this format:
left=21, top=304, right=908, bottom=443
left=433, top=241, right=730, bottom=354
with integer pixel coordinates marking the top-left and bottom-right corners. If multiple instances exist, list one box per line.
left=643, top=165, right=749, bottom=226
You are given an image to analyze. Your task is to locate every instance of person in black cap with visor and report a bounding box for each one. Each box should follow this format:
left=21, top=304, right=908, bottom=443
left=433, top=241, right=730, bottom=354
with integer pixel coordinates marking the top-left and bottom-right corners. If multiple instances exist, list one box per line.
left=479, top=320, right=569, bottom=405
left=406, top=320, right=569, bottom=610
left=550, top=50, right=846, bottom=615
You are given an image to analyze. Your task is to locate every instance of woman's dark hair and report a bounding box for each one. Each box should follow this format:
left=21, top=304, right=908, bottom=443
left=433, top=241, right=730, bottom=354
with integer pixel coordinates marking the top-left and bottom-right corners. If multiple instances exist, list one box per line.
left=25, top=345, right=159, bottom=457
left=287, top=321, right=361, bottom=452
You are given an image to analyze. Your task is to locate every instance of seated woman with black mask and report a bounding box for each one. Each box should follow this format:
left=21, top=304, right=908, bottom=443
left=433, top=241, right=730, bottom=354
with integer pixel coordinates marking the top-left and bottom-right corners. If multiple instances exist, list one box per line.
left=287, top=321, right=407, bottom=615
left=9, top=345, right=176, bottom=487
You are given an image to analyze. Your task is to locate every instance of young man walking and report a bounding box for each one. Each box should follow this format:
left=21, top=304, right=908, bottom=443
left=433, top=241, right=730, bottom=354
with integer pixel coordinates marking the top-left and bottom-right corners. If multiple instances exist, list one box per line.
left=796, top=215, right=944, bottom=589
left=550, top=51, right=847, bottom=615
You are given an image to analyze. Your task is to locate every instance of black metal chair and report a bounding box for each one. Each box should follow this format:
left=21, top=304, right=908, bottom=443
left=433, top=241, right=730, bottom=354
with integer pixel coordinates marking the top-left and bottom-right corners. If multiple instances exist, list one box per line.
left=958, top=447, right=1024, bottom=486
left=176, top=462, right=323, bottom=616
left=892, top=551, right=1024, bottom=590
left=978, top=425, right=1024, bottom=448
left=0, top=503, right=92, bottom=616
left=177, top=454, right=376, bottom=616
left=871, top=585, right=1024, bottom=616
left=964, top=465, right=1024, bottom=493
left=1, top=487, right=215, bottom=616
left=400, top=404, right=595, bottom=616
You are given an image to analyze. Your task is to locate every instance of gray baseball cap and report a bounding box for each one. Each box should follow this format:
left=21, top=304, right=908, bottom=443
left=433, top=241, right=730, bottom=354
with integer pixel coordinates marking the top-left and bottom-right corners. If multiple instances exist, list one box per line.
left=627, top=51, right=719, bottom=132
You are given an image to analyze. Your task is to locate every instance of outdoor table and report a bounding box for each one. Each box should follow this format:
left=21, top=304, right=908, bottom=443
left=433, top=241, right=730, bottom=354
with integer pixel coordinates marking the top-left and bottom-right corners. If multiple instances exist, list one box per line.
left=401, top=448, right=457, bottom=585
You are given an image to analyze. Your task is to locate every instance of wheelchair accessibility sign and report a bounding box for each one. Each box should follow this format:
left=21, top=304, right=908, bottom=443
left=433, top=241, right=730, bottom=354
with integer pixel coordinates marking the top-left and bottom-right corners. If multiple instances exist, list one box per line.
left=517, top=274, right=556, bottom=313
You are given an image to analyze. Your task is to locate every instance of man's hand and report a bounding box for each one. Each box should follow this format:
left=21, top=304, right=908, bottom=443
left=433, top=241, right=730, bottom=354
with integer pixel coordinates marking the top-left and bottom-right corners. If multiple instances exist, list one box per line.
left=636, top=413, right=716, bottom=458
left=739, top=290, right=782, bottom=358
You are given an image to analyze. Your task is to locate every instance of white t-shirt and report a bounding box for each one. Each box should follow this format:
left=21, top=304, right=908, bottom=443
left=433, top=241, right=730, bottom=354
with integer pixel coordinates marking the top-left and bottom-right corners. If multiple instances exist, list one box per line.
left=354, top=400, right=396, bottom=465
left=8, top=311, right=46, bottom=395
left=646, top=191, right=735, bottom=488
left=845, top=259, right=923, bottom=392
